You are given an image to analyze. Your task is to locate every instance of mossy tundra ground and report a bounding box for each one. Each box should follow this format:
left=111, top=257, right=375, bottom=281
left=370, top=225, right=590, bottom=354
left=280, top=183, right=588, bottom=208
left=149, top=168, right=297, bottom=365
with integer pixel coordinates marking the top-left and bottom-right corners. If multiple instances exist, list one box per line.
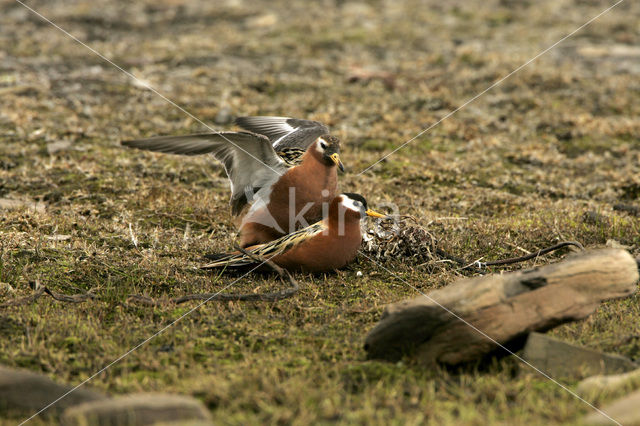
left=1, top=0, right=639, bottom=424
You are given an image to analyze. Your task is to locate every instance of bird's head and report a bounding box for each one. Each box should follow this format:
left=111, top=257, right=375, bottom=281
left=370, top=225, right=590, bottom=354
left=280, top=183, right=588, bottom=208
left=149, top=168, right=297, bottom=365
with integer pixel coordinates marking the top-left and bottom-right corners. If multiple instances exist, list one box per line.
left=338, top=193, right=386, bottom=220
left=315, top=135, right=345, bottom=172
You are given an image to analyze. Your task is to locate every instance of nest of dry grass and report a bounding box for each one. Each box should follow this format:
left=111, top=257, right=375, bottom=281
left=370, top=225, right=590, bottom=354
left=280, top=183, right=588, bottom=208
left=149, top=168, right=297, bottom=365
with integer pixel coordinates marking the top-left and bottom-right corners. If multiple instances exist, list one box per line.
left=361, top=218, right=451, bottom=272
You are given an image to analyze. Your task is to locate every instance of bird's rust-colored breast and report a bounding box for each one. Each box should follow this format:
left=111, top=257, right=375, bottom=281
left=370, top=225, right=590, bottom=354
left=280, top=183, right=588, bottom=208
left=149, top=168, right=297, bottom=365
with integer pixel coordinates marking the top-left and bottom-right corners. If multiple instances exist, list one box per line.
left=238, top=148, right=338, bottom=246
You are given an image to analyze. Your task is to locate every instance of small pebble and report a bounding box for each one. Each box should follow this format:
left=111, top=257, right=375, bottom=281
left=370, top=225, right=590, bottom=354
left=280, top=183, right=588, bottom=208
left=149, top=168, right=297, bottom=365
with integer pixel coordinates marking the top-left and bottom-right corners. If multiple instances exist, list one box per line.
left=215, top=106, right=232, bottom=124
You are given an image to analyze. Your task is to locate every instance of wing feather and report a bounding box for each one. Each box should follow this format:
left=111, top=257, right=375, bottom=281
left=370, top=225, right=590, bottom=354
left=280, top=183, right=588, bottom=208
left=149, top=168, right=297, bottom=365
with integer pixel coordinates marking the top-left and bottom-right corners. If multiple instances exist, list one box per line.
left=235, top=116, right=329, bottom=151
left=122, top=132, right=286, bottom=214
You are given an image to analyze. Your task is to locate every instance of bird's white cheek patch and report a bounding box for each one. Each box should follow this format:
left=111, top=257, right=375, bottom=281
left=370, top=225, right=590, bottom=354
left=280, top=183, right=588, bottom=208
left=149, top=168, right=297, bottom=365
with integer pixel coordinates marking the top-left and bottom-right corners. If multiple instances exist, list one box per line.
left=340, top=197, right=362, bottom=214
left=315, top=138, right=327, bottom=155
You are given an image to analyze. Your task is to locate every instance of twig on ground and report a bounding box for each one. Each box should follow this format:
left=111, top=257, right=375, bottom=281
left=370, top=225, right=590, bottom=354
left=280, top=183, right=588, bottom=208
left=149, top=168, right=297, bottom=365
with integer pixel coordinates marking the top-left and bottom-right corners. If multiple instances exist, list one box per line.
left=364, top=217, right=585, bottom=274
left=476, top=241, right=585, bottom=268
left=127, top=246, right=299, bottom=306
left=0, top=285, right=46, bottom=309
left=0, top=282, right=96, bottom=309
left=44, top=287, right=97, bottom=303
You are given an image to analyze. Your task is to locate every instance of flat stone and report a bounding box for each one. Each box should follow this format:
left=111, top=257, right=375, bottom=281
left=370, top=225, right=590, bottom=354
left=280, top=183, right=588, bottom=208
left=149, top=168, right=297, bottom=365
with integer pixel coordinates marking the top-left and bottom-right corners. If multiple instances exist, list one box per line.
left=46, top=234, right=72, bottom=241
left=578, top=44, right=640, bottom=58
left=577, top=367, right=640, bottom=398
left=0, top=282, right=15, bottom=296
left=62, top=393, right=213, bottom=426
left=47, top=140, right=72, bottom=155
left=245, top=13, right=278, bottom=28
left=0, top=365, right=106, bottom=417
left=214, top=105, right=232, bottom=125
left=583, top=389, right=640, bottom=425
left=522, top=333, right=637, bottom=379
left=0, top=197, right=45, bottom=213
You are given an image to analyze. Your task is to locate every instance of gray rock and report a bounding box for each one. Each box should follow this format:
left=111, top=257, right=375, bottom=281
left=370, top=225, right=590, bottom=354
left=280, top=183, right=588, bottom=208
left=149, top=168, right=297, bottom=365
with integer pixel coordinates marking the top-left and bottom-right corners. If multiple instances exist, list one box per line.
left=0, top=282, right=15, bottom=296
left=522, top=333, right=637, bottom=379
left=0, top=365, right=106, bottom=417
left=577, top=367, right=640, bottom=398
left=0, top=198, right=45, bottom=213
left=583, top=389, right=640, bottom=425
left=62, top=393, right=213, bottom=426
left=214, top=106, right=232, bottom=125
left=47, top=140, right=72, bottom=155
left=245, top=13, right=278, bottom=28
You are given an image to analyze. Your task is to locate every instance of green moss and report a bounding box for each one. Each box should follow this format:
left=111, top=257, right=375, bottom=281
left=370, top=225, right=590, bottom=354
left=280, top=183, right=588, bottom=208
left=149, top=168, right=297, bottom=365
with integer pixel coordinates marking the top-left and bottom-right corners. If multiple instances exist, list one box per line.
left=2, top=0, right=640, bottom=423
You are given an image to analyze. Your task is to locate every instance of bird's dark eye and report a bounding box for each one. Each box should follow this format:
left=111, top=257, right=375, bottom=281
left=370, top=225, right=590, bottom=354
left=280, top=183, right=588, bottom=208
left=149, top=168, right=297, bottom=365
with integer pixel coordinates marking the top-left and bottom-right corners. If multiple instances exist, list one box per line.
left=353, top=201, right=361, bottom=207
left=320, top=141, right=328, bottom=149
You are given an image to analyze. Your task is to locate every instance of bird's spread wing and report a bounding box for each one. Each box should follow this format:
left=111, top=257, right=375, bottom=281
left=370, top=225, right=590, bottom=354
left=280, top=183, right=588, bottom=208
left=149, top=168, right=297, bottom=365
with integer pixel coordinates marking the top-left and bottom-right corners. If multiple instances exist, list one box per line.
left=235, top=116, right=329, bottom=151
left=201, top=222, right=326, bottom=269
left=122, top=132, right=286, bottom=215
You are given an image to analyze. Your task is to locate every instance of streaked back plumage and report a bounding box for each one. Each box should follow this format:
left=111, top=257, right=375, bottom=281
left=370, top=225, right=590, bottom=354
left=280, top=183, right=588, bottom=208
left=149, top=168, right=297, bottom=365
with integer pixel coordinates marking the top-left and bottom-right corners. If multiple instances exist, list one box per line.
left=202, top=221, right=327, bottom=268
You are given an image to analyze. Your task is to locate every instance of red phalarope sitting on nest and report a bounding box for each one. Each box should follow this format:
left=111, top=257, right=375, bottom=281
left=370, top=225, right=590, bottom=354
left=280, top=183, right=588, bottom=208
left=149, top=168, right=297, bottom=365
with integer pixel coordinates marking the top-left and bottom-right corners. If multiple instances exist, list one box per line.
left=201, top=193, right=386, bottom=273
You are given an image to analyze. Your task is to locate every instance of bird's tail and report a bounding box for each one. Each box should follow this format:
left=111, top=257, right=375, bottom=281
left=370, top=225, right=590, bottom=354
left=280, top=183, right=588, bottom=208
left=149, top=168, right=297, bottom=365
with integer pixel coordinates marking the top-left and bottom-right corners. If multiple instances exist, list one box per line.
left=201, top=251, right=257, bottom=269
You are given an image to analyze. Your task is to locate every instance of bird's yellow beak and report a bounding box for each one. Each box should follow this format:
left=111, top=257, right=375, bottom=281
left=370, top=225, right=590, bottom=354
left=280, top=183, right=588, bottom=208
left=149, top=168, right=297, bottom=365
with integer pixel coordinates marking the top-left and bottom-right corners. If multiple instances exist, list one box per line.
left=330, top=153, right=345, bottom=172
left=366, top=209, right=387, bottom=219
